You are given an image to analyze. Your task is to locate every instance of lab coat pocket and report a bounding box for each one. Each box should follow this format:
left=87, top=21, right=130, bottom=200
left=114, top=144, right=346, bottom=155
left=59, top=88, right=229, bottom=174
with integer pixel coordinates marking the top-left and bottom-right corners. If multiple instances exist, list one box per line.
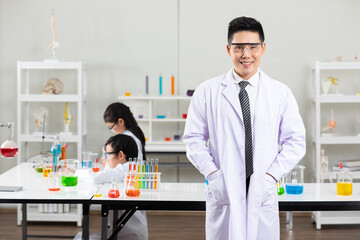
left=207, top=170, right=230, bottom=205
left=263, top=174, right=277, bottom=200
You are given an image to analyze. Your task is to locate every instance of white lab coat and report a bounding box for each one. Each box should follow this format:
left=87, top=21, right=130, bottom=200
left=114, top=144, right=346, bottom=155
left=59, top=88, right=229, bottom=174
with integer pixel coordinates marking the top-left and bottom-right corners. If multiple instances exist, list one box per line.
left=183, top=69, right=306, bottom=240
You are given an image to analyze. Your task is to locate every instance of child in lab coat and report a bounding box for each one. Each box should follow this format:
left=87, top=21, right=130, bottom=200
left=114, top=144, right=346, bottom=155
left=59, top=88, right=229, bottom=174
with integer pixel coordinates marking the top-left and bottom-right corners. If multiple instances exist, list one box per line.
left=74, top=134, right=148, bottom=240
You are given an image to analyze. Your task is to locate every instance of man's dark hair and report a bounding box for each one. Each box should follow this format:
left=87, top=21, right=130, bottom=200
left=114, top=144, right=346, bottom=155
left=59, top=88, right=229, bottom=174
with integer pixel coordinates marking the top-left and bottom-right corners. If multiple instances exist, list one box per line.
left=228, top=16, right=265, bottom=43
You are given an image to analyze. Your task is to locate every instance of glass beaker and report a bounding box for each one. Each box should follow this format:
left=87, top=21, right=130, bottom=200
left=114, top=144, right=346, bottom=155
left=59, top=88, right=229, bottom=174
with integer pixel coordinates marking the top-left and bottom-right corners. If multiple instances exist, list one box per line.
left=125, top=171, right=140, bottom=197
left=108, top=178, right=120, bottom=198
left=47, top=172, right=61, bottom=191
left=92, top=158, right=100, bottom=172
left=0, top=122, right=18, bottom=158
left=277, top=176, right=285, bottom=195
left=60, top=159, right=80, bottom=187
left=285, top=165, right=305, bottom=194
left=337, top=171, right=352, bottom=196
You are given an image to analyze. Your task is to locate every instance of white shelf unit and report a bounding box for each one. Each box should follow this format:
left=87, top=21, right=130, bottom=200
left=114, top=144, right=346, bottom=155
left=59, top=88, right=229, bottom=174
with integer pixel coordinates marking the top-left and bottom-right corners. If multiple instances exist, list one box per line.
left=118, top=96, right=191, bottom=152
left=312, top=61, right=360, bottom=229
left=16, top=61, right=87, bottom=226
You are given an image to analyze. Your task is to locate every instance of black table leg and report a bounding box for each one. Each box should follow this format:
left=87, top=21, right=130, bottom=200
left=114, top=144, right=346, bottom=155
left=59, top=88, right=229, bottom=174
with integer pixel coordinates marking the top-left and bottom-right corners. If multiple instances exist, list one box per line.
left=82, top=204, right=90, bottom=240
left=22, top=203, right=27, bottom=240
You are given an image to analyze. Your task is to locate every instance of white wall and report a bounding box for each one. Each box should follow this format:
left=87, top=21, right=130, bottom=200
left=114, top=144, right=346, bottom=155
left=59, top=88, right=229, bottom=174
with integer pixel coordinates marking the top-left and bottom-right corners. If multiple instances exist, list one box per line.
left=1, top=0, right=360, bottom=181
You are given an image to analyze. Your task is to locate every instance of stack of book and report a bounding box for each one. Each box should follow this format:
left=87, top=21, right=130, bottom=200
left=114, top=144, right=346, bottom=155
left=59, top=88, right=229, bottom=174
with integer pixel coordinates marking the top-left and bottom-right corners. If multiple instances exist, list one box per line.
left=332, top=159, right=360, bottom=171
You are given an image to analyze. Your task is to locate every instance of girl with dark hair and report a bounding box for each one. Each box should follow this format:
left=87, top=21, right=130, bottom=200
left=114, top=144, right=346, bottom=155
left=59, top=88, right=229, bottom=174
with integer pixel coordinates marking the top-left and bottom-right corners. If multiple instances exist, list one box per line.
left=94, top=134, right=138, bottom=184
left=75, top=134, right=148, bottom=240
left=103, top=102, right=146, bottom=160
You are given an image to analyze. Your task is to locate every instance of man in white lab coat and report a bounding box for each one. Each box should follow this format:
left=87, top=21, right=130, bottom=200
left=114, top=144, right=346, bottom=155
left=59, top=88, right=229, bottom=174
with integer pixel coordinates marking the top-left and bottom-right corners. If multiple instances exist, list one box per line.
left=183, top=16, right=306, bottom=240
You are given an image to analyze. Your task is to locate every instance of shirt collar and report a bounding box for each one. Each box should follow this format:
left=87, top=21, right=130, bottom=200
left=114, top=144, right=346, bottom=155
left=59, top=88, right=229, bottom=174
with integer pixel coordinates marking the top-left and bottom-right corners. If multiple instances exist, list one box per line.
left=232, top=69, right=259, bottom=89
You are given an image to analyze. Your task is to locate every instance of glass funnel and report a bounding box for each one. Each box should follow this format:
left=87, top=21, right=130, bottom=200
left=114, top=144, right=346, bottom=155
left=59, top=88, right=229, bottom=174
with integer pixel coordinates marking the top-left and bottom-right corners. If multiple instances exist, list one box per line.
left=0, top=122, right=18, bottom=158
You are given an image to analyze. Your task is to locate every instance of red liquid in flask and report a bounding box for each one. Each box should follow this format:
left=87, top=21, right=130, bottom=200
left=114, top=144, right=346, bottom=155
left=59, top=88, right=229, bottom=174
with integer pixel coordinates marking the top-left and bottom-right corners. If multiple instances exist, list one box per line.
left=126, top=188, right=140, bottom=197
left=92, top=167, right=100, bottom=172
left=48, top=187, right=61, bottom=192
left=108, top=189, right=120, bottom=198
left=1, top=148, right=18, bottom=157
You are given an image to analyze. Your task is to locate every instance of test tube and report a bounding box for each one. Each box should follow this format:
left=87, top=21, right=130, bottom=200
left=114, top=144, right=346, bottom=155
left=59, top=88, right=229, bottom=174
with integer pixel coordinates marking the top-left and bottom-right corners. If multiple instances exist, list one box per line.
left=171, top=74, right=175, bottom=95
left=145, top=73, right=149, bottom=95
left=128, top=158, right=132, bottom=172
left=154, top=158, right=159, bottom=189
left=137, top=159, right=142, bottom=189
left=142, top=159, right=146, bottom=189
left=150, top=158, right=154, bottom=189
left=146, top=159, right=150, bottom=189
left=133, top=158, right=137, bottom=172
left=159, top=73, right=163, bottom=96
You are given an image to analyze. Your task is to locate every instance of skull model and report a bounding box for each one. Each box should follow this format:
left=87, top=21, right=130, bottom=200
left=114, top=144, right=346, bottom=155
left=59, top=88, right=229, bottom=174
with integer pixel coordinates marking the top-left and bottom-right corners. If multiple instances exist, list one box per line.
left=42, top=78, right=63, bottom=94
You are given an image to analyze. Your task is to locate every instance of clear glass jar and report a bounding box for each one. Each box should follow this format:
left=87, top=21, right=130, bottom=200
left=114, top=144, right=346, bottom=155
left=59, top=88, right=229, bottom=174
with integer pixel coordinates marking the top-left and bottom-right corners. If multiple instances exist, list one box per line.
left=60, top=159, right=80, bottom=187
left=337, top=171, right=352, bottom=196
left=285, top=165, right=305, bottom=194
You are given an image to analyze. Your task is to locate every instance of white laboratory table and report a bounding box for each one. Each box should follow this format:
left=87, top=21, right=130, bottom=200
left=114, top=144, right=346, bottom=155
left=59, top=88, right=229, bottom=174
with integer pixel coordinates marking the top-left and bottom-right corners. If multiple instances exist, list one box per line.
left=93, top=182, right=360, bottom=240
left=0, top=162, right=94, bottom=240
left=2, top=163, right=360, bottom=240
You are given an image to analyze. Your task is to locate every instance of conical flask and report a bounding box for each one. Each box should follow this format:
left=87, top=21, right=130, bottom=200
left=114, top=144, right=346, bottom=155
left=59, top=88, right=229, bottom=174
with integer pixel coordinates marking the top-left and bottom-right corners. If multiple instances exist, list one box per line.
left=108, top=178, right=120, bottom=198
left=126, top=170, right=140, bottom=197
left=0, top=122, right=18, bottom=157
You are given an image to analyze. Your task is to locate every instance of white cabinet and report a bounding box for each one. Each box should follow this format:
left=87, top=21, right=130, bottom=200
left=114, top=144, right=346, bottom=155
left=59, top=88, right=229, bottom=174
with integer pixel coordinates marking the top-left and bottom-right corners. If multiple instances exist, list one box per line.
left=17, top=61, right=87, bottom=162
left=312, top=61, right=360, bottom=229
left=118, top=96, right=191, bottom=152
left=16, top=61, right=86, bottom=226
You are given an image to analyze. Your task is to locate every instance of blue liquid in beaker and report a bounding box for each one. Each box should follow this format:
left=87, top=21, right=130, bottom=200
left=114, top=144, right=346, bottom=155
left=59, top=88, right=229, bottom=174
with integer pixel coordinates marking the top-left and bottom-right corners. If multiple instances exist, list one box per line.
left=285, top=184, right=303, bottom=194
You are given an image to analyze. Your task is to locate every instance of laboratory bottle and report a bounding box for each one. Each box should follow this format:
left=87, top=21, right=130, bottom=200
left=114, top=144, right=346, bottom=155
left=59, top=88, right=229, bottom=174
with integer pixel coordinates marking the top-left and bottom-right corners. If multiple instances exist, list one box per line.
left=0, top=122, right=18, bottom=157
left=277, top=176, right=285, bottom=195
left=108, top=178, right=120, bottom=198
left=60, top=159, right=80, bottom=187
left=126, top=171, right=140, bottom=197
left=285, top=165, right=305, bottom=194
left=337, top=163, right=352, bottom=196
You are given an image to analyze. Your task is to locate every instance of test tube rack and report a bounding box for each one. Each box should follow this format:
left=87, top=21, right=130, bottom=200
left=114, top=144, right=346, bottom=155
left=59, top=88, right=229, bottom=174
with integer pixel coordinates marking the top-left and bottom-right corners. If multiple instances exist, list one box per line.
left=124, top=172, right=161, bottom=191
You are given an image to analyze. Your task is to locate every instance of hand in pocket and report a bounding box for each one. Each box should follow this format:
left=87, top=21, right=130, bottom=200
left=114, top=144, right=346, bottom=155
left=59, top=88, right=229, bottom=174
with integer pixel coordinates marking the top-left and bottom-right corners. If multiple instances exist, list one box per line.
left=207, top=170, right=230, bottom=205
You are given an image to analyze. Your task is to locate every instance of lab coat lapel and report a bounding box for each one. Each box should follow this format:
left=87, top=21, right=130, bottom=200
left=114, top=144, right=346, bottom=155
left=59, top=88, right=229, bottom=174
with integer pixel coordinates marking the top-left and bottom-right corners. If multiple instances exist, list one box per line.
left=253, top=70, right=272, bottom=163
left=221, top=69, right=243, bottom=121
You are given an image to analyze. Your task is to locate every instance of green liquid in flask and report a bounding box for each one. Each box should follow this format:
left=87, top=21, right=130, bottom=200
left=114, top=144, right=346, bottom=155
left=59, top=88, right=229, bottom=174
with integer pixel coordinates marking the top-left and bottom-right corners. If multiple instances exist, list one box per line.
left=61, top=176, right=78, bottom=187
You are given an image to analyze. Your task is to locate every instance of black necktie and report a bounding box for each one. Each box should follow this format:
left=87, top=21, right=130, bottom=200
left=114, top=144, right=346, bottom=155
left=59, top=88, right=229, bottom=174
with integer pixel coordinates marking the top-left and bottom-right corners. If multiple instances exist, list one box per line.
left=239, top=81, right=253, bottom=179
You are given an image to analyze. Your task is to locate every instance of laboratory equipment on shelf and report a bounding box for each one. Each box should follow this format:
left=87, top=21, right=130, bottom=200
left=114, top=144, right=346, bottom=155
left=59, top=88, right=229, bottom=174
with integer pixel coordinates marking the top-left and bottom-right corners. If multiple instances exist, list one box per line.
left=60, top=159, right=80, bottom=187
left=0, top=122, right=18, bottom=158
left=108, top=178, right=120, bottom=198
left=337, top=163, right=352, bottom=196
left=285, top=165, right=305, bottom=194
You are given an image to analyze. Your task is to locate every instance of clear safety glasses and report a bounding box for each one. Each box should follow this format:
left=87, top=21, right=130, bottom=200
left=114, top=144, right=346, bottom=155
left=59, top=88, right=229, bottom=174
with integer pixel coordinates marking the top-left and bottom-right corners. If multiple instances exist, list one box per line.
left=229, top=42, right=263, bottom=54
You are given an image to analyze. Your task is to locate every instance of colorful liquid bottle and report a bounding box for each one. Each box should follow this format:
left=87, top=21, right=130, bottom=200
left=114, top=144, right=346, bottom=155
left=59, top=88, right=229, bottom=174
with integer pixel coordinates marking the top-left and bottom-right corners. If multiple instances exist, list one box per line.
left=337, top=182, right=352, bottom=196
left=126, top=171, right=140, bottom=197
left=337, top=164, right=352, bottom=196
left=277, top=182, right=285, bottom=195
left=61, top=176, right=78, bottom=186
left=43, top=168, right=52, bottom=177
left=0, top=148, right=18, bottom=157
left=285, top=184, right=303, bottom=194
left=108, top=178, right=120, bottom=198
